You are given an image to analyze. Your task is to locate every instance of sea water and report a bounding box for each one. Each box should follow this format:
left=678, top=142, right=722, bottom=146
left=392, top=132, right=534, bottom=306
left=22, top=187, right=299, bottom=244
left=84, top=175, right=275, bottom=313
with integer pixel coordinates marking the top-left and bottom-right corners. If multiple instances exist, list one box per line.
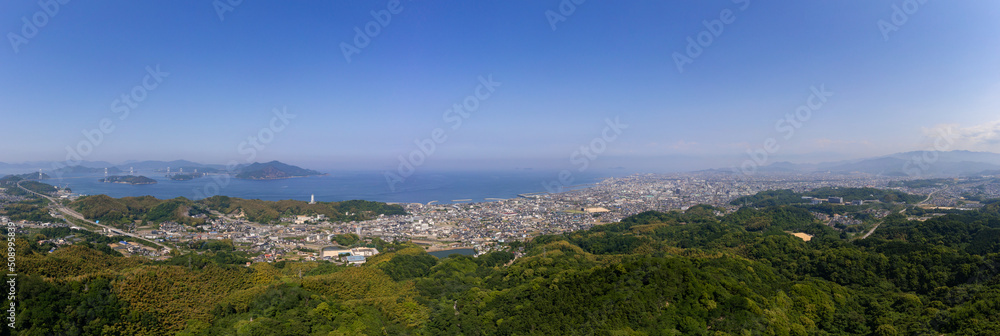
left=42, top=169, right=623, bottom=204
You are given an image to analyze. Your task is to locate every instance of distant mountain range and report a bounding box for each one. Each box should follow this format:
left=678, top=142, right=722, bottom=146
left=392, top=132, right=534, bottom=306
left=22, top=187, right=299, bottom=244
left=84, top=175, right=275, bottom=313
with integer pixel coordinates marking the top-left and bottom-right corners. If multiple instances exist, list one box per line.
left=746, top=150, right=1000, bottom=177
left=114, top=160, right=228, bottom=172
left=234, top=161, right=326, bottom=180
left=4, top=151, right=999, bottom=179
left=0, top=160, right=115, bottom=171
left=54, top=166, right=123, bottom=174
left=0, top=160, right=225, bottom=173
left=1, top=160, right=325, bottom=180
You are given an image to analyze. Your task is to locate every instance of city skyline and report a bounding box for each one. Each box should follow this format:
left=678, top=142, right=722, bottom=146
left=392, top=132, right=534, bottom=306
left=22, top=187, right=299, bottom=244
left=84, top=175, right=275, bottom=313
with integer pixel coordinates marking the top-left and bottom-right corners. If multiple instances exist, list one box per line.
left=2, top=1, right=999, bottom=172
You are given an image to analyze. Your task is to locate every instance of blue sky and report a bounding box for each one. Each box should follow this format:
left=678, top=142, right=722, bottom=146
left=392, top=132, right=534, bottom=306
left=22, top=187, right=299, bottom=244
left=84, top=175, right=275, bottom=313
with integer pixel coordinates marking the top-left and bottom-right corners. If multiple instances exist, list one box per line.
left=2, top=1, right=999, bottom=172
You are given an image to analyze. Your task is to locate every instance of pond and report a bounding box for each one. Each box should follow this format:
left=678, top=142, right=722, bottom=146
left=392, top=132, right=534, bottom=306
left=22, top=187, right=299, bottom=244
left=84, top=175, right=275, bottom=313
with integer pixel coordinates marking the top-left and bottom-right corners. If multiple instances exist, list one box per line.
left=428, top=248, right=476, bottom=259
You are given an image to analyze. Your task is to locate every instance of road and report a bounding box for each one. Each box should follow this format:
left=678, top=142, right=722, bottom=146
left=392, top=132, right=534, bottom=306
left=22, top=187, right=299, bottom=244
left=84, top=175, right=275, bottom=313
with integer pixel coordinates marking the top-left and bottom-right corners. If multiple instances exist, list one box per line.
left=16, top=180, right=171, bottom=252
left=860, top=207, right=906, bottom=240
left=918, top=187, right=943, bottom=205
left=861, top=187, right=942, bottom=240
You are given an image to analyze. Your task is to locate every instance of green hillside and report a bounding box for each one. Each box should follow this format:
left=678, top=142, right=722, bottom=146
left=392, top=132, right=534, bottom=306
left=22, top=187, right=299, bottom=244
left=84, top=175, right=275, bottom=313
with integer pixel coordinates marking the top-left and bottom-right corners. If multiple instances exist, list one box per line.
left=69, top=195, right=406, bottom=227
left=8, top=200, right=1000, bottom=335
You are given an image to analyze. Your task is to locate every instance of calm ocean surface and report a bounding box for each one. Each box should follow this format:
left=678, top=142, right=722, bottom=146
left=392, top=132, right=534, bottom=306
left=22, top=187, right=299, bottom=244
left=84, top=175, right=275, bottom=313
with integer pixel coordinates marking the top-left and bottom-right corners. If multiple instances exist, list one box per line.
left=42, top=170, right=623, bottom=204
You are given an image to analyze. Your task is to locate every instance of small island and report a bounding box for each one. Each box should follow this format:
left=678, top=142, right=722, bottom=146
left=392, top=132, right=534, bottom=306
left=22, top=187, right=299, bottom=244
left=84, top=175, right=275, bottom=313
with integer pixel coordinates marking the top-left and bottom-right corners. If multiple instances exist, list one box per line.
left=100, top=175, right=157, bottom=185
left=168, top=173, right=204, bottom=181
left=234, top=161, right=326, bottom=180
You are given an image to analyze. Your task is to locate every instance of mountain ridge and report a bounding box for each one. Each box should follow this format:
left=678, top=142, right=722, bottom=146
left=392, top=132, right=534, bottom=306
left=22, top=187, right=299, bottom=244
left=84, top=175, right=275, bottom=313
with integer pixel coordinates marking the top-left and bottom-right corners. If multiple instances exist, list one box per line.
left=750, top=150, right=1000, bottom=176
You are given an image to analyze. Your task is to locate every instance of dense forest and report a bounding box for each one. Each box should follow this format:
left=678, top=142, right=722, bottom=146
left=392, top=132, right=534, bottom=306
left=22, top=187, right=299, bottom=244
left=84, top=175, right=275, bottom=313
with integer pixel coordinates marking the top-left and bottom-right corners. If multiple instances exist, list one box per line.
left=67, top=195, right=406, bottom=227
left=6, top=196, right=1000, bottom=335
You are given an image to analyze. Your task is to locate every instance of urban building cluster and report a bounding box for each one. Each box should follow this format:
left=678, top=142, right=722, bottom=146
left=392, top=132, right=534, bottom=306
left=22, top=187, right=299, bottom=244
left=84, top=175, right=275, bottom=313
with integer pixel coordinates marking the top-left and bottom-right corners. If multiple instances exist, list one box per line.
left=3, top=172, right=999, bottom=261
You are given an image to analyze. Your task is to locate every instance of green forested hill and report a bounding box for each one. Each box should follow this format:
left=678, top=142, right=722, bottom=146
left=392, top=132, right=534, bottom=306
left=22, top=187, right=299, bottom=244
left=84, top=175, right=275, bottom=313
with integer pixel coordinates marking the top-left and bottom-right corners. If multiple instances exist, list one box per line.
left=69, top=195, right=406, bottom=227
left=0, top=175, right=57, bottom=197
left=7, top=200, right=1000, bottom=335
left=233, top=161, right=325, bottom=180
left=70, top=195, right=208, bottom=227
left=198, top=196, right=406, bottom=223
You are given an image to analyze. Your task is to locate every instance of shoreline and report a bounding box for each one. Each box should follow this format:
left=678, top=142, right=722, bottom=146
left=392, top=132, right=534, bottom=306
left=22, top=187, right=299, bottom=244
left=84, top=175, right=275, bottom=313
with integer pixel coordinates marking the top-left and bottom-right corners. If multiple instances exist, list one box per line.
left=40, top=171, right=620, bottom=204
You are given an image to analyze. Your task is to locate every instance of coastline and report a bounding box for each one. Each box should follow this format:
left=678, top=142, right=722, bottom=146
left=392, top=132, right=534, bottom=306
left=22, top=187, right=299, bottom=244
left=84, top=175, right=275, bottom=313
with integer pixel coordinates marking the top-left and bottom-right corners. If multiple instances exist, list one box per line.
left=45, top=170, right=620, bottom=204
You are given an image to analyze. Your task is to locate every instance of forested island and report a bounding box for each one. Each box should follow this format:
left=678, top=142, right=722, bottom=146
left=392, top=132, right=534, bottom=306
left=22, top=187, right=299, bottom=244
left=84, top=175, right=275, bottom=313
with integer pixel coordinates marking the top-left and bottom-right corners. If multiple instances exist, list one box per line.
left=234, top=161, right=326, bottom=180
left=168, top=173, right=203, bottom=181
left=100, top=175, right=157, bottom=185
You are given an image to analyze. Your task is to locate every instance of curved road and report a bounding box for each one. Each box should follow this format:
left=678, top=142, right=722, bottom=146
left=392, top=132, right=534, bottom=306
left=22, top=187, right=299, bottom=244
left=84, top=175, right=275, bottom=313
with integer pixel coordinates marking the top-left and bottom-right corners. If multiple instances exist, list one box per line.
left=918, top=187, right=943, bottom=205
left=16, top=180, right=171, bottom=252
left=861, top=187, right=943, bottom=240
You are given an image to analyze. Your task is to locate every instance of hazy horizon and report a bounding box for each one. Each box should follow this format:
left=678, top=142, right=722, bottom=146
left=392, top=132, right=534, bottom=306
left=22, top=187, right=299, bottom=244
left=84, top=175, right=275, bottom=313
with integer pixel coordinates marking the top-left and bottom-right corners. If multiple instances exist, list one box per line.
left=3, top=1, right=1000, bottom=173
left=0, top=150, right=987, bottom=174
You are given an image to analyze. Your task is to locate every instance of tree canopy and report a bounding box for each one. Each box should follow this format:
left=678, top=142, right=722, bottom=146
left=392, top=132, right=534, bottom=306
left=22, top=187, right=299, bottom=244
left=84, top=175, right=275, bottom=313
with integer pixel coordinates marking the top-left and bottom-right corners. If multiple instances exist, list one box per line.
left=9, top=196, right=1000, bottom=334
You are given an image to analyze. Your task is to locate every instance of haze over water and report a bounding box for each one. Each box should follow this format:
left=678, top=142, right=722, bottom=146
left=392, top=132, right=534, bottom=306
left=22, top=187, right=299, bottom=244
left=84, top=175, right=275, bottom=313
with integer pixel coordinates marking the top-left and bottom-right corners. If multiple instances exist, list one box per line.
left=44, top=170, right=621, bottom=204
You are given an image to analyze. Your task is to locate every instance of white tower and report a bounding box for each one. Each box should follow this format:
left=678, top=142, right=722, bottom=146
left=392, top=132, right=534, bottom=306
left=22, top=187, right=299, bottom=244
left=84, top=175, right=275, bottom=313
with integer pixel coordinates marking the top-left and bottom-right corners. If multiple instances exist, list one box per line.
left=130, top=167, right=134, bottom=175
left=104, top=167, right=108, bottom=177
left=38, top=169, right=42, bottom=179
left=309, top=194, right=315, bottom=204
left=355, top=225, right=362, bottom=237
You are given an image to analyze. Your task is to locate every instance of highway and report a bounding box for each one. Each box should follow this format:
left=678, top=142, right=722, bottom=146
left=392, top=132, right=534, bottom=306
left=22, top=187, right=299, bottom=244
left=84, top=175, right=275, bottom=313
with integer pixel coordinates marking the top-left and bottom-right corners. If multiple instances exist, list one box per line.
left=918, top=187, right=944, bottom=205
left=16, top=180, right=172, bottom=252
